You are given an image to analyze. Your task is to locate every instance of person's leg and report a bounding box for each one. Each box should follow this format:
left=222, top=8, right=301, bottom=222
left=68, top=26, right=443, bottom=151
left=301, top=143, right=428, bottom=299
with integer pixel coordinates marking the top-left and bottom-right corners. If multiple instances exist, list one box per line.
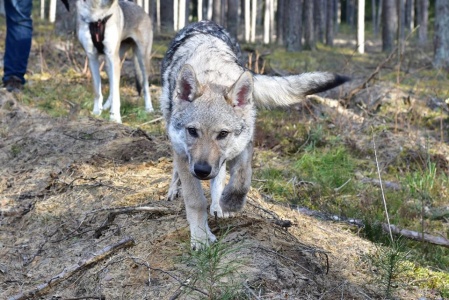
left=3, top=0, right=33, bottom=85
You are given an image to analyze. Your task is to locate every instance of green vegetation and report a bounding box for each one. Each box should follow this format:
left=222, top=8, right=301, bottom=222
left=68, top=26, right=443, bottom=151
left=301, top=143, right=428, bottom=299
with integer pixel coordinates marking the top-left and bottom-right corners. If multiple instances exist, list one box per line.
left=178, top=229, right=248, bottom=300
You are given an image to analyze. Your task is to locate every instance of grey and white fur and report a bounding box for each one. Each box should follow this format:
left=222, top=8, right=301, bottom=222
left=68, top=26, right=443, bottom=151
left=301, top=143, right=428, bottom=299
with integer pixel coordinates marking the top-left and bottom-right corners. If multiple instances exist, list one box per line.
left=161, top=20, right=349, bottom=249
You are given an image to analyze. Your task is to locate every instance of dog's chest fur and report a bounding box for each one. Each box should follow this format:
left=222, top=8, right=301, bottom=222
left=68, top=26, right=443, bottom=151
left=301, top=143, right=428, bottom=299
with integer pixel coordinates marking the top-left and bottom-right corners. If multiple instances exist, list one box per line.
left=88, top=14, right=112, bottom=54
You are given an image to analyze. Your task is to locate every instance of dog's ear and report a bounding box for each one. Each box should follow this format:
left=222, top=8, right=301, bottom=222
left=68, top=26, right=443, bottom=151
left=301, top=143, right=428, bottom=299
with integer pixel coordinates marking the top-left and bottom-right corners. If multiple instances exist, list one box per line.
left=227, top=71, right=253, bottom=108
left=60, top=0, right=70, bottom=11
left=175, top=64, right=201, bottom=102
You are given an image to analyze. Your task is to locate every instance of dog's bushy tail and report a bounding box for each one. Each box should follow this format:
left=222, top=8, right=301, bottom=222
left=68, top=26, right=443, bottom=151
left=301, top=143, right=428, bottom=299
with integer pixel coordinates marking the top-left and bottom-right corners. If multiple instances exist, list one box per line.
left=252, top=72, right=349, bottom=107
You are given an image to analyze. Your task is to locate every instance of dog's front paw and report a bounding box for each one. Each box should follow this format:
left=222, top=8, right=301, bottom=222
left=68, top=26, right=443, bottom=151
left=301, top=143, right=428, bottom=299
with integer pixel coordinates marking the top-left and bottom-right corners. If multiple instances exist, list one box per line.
left=210, top=202, right=234, bottom=218
left=219, top=189, right=247, bottom=213
left=92, top=108, right=102, bottom=116
left=145, top=107, right=155, bottom=113
left=109, top=113, right=122, bottom=123
left=167, top=184, right=181, bottom=201
left=190, top=229, right=217, bottom=251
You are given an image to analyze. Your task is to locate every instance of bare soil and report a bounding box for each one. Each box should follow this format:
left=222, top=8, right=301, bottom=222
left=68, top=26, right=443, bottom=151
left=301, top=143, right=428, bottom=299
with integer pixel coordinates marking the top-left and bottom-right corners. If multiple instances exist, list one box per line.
left=0, top=86, right=431, bottom=300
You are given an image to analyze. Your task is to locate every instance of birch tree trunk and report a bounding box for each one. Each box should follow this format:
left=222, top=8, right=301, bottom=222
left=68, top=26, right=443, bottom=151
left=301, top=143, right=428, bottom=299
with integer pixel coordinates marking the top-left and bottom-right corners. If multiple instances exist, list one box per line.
left=178, top=0, right=186, bottom=30
left=197, top=0, right=203, bottom=21
left=250, top=0, right=257, bottom=43
left=357, top=0, right=365, bottom=53
left=263, top=0, right=271, bottom=44
left=245, top=0, right=251, bottom=42
left=49, top=0, right=57, bottom=23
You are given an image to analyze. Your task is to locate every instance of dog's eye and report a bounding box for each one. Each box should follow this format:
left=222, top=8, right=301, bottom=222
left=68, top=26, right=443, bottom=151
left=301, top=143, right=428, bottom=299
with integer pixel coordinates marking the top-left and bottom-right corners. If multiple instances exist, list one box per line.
left=187, top=127, right=198, bottom=137
left=217, top=131, right=229, bottom=140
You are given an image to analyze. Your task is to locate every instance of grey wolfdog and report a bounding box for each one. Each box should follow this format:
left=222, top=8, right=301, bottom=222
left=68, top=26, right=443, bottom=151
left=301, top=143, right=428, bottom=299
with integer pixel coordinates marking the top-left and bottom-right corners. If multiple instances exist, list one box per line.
left=61, top=0, right=153, bottom=123
left=161, top=20, right=349, bottom=250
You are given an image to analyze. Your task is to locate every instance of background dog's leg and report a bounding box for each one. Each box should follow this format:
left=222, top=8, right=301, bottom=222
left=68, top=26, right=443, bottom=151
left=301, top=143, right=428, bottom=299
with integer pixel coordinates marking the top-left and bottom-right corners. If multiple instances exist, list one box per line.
left=219, top=142, right=253, bottom=213
left=134, top=46, right=153, bottom=113
left=104, top=52, right=122, bottom=123
left=86, top=54, right=103, bottom=116
left=174, top=153, right=216, bottom=249
left=210, top=163, right=227, bottom=217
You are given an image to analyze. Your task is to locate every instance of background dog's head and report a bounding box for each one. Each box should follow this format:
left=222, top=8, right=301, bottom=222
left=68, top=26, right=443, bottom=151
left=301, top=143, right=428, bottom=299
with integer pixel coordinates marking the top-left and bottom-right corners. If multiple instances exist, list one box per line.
left=169, top=64, right=256, bottom=180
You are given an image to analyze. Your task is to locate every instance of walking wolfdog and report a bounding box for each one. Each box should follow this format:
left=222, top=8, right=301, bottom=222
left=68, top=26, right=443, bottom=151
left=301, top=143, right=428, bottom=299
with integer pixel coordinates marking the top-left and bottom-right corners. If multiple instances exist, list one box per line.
left=61, top=0, right=154, bottom=123
left=161, top=20, right=349, bottom=249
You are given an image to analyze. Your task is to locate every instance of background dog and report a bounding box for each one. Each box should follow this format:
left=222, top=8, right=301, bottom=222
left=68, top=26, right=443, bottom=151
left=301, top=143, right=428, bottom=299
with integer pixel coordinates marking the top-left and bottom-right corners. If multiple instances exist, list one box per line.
left=62, top=0, right=154, bottom=123
left=161, top=20, right=349, bottom=250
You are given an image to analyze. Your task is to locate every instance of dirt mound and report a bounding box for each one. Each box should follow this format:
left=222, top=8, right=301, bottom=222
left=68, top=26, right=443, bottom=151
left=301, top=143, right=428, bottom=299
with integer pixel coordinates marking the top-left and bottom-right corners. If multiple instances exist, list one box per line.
left=0, top=91, right=419, bottom=299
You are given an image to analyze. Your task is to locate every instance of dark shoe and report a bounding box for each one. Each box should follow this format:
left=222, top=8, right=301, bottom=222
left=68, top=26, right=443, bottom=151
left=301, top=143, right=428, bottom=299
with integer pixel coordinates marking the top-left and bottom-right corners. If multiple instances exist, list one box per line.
left=3, top=76, right=24, bottom=92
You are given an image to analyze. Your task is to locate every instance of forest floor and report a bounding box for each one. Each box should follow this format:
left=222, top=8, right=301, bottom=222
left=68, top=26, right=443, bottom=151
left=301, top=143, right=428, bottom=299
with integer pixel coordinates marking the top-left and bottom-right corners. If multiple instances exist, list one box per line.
left=1, top=14, right=449, bottom=300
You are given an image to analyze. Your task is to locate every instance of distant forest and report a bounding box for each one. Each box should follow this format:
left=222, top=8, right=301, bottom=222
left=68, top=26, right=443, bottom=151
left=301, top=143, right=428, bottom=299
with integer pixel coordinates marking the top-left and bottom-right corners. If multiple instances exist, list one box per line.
left=28, top=0, right=449, bottom=69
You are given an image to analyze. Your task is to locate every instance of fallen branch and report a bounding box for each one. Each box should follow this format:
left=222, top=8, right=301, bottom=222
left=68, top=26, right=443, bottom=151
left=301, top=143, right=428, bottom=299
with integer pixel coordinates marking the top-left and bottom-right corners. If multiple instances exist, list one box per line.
left=344, top=46, right=397, bottom=104
left=382, top=223, right=449, bottom=248
left=89, top=205, right=176, bottom=215
left=9, top=236, right=135, bottom=300
left=91, top=206, right=179, bottom=238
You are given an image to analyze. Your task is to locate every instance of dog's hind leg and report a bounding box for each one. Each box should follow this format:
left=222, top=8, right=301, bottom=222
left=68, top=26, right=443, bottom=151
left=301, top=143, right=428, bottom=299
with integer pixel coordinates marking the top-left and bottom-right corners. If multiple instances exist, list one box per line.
left=134, top=43, right=153, bottom=113
left=86, top=54, right=104, bottom=116
left=174, top=152, right=216, bottom=250
left=219, top=142, right=253, bottom=213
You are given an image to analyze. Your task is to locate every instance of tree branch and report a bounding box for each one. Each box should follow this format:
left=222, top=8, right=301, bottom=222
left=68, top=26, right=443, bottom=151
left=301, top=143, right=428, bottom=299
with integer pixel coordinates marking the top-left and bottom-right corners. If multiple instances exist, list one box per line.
left=9, top=236, right=135, bottom=300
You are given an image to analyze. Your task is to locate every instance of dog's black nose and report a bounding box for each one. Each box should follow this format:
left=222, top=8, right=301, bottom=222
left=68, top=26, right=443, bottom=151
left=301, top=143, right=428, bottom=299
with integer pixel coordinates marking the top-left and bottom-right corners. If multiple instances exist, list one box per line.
left=193, top=162, right=212, bottom=179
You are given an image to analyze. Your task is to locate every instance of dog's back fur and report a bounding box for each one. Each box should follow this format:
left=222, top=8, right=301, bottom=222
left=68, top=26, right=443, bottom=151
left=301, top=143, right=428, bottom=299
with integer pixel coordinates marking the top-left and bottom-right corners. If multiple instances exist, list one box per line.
left=161, top=20, right=349, bottom=249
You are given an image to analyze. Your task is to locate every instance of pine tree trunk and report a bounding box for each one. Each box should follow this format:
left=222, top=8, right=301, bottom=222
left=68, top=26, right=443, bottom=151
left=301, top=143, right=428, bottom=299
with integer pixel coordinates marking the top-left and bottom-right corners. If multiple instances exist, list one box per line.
left=161, top=0, right=174, bottom=32
left=326, top=0, right=334, bottom=46
left=405, top=0, right=414, bottom=32
left=398, top=0, right=405, bottom=43
left=382, top=0, right=397, bottom=52
left=227, top=0, right=239, bottom=39
left=314, top=0, right=326, bottom=43
left=417, top=0, right=428, bottom=45
left=276, top=0, right=285, bottom=45
left=285, top=0, right=302, bottom=51
left=433, top=0, right=449, bottom=70
left=304, top=0, right=315, bottom=50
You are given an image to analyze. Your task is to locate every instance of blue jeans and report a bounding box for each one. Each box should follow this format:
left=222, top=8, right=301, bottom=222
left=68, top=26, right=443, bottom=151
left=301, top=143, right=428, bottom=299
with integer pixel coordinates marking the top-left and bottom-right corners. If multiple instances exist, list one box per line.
left=3, top=0, right=33, bottom=85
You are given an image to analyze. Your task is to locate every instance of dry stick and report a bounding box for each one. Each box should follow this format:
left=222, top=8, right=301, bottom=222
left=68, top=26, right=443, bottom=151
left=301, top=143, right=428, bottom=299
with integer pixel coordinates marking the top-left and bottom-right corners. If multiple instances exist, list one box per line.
left=381, top=223, right=449, bottom=248
left=372, top=131, right=394, bottom=243
left=8, top=236, right=135, bottom=300
left=345, top=46, right=397, bottom=103
left=345, top=26, right=419, bottom=104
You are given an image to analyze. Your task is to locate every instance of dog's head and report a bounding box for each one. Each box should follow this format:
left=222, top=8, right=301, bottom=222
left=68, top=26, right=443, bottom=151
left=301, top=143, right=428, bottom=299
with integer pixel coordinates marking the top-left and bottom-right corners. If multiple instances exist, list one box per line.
left=169, top=64, right=256, bottom=180
left=66, top=0, right=118, bottom=22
